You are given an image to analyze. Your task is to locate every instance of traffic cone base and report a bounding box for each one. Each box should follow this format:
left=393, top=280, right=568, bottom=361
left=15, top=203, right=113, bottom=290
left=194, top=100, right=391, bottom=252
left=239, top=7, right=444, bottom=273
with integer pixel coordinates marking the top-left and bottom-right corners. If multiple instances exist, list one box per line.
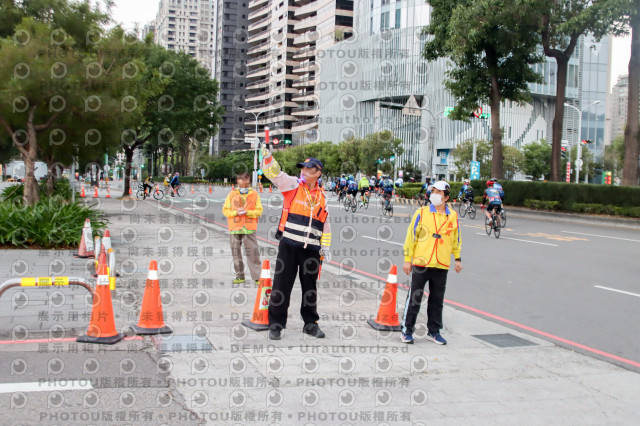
left=74, top=218, right=94, bottom=258
left=241, top=259, right=271, bottom=331
left=367, top=265, right=402, bottom=332
left=131, top=260, right=172, bottom=336
left=77, top=264, right=122, bottom=345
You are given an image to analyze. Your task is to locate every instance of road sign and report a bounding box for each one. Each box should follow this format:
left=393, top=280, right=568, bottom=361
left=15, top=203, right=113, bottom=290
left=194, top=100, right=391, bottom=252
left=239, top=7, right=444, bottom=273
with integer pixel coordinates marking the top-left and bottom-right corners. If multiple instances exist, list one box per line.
left=575, top=159, right=583, bottom=169
left=273, top=138, right=279, bottom=145
left=444, top=107, right=454, bottom=117
left=470, top=161, right=480, bottom=180
left=479, top=112, right=490, bottom=119
left=473, top=107, right=482, bottom=118
left=566, top=162, right=571, bottom=182
left=244, top=137, right=258, bottom=144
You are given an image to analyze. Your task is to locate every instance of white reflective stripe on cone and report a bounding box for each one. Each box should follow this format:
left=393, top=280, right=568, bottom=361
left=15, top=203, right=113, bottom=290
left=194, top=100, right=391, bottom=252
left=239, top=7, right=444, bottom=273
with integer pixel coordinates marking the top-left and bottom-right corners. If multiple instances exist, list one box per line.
left=387, top=273, right=397, bottom=284
left=97, top=275, right=110, bottom=285
left=148, top=270, right=158, bottom=280
left=260, top=268, right=271, bottom=279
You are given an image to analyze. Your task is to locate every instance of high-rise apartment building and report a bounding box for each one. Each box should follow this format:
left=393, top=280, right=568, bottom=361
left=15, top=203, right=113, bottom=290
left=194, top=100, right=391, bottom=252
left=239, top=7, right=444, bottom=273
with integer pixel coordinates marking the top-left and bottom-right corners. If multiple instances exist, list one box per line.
left=606, top=74, right=629, bottom=146
left=244, top=0, right=353, bottom=143
left=142, top=20, right=156, bottom=40
left=154, top=0, right=217, bottom=72
left=212, top=1, right=250, bottom=153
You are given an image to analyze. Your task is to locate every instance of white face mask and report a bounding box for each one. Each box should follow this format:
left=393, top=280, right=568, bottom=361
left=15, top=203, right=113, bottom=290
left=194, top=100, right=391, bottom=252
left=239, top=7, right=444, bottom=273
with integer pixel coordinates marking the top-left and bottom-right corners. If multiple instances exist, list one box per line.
left=430, top=193, right=444, bottom=206
left=239, top=187, right=249, bottom=194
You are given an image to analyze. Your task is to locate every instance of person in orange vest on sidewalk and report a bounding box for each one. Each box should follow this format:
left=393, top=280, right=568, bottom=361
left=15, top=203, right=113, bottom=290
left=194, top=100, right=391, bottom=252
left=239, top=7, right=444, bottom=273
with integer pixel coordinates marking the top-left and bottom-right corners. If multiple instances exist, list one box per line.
left=222, top=172, right=263, bottom=285
left=261, top=146, right=331, bottom=340
left=401, top=181, right=462, bottom=345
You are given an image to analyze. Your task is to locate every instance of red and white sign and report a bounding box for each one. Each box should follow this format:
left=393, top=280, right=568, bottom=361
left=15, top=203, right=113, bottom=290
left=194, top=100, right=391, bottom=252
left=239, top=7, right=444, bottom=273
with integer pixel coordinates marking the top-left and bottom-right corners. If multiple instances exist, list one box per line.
left=473, top=107, right=482, bottom=118
left=565, top=162, right=571, bottom=183
left=272, top=138, right=279, bottom=145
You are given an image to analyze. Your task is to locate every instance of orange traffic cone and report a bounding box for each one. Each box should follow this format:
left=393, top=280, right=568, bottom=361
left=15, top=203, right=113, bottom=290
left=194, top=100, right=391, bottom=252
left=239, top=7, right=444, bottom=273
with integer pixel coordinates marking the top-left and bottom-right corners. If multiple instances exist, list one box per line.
left=74, top=218, right=95, bottom=258
left=129, top=186, right=132, bottom=195
left=231, top=184, right=235, bottom=190
left=94, top=244, right=107, bottom=277
left=131, top=260, right=172, bottom=335
left=208, top=185, right=212, bottom=194
left=105, top=185, right=111, bottom=198
left=102, top=230, right=112, bottom=252
left=367, top=266, right=401, bottom=331
left=191, top=184, right=195, bottom=194
left=269, top=186, right=272, bottom=193
left=93, top=186, right=99, bottom=198
left=259, top=184, right=263, bottom=193
left=77, top=263, right=123, bottom=344
left=80, top=184, right=85, bottom=198
left=242, top=260, right=271, bottom=331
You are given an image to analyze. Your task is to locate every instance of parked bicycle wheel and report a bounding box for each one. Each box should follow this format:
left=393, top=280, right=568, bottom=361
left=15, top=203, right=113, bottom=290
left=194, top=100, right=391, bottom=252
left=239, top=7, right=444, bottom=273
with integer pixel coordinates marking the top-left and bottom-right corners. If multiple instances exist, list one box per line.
left=153, top=188, right=164, bottom=200
left=485, top=216, right=492, bottom=235
left=493, top=216, right=501, bottom=238
left=459, top=200, right=467, bottom=218
left=500, top=209, right=507, bottom=227
left=468, top=204, right=476, bottom=220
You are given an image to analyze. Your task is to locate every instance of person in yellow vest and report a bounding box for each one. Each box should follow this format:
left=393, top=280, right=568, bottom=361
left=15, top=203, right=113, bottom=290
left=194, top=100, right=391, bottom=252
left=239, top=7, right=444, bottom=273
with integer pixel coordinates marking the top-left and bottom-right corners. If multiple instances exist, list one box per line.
left=401, top=181, right=462, bottom=345
left=261, top=148, right=331, bottom=340
left=222, top=172, right=263, bottom=285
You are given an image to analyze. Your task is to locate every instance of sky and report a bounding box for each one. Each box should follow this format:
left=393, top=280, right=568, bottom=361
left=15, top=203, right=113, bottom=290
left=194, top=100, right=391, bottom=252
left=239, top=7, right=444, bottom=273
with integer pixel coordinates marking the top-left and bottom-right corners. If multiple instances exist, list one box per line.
left=108, top=0, right=632, bottom=90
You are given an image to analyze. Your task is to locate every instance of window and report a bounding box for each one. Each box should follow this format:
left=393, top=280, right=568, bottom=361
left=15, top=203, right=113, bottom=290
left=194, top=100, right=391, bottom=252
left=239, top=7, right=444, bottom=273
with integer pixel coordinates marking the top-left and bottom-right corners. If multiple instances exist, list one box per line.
left=395, top=8, right=401, bottom=28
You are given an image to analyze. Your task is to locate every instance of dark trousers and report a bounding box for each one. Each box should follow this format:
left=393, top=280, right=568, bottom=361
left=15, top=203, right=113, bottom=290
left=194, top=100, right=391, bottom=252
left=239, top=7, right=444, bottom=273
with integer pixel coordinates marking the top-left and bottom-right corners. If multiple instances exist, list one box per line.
left=268, top=240, right=321, bottom=329
left=401, top=266, right=448, bottom=335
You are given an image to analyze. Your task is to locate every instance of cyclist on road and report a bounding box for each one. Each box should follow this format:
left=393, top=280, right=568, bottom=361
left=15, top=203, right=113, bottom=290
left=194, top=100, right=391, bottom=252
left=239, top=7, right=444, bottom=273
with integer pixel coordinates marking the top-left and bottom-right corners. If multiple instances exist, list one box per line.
left=358, top=174, right=370, bottom=206
left=381, top=175, right=394, bottom=210
left=457, top=179, right=474, bottom=203
left=490, top=178, right=505, bottom=202
left=169, top=172, right=180, bottom=197
left=395, top=176, right=404, bottom=189
left=482, top=180, right=503, bottom=221
left=143, top=175, right=154, bottom=199
left=346, top=175, right=358, bottom=202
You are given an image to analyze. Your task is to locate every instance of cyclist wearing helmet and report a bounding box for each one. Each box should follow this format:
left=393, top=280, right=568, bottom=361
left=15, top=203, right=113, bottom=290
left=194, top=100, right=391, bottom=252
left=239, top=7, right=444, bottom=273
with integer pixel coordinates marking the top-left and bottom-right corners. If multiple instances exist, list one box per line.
left=457, top=179, right=474, bottom=203
left=482, top=179, right=502, bottom=221
left=346, top=175, right=358, bottom=199
left=381, top=175, right=394, bottom=210
left=358, top=174, right=370, bottom=206
left=490, top=178, right=505, bottom=201
left=169, top=172, right=180, bottom=197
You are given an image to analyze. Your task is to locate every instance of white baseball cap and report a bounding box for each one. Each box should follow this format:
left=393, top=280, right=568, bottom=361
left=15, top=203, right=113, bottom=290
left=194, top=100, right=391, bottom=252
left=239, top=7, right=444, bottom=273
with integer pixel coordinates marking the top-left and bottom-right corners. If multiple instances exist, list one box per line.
left=432, top=181, right=450, bottom=191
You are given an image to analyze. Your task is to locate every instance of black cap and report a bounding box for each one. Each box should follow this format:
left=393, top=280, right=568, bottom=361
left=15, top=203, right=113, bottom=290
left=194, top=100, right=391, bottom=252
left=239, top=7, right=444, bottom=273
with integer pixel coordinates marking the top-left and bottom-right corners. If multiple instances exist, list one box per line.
left=296, top=157, right=324, bottom=170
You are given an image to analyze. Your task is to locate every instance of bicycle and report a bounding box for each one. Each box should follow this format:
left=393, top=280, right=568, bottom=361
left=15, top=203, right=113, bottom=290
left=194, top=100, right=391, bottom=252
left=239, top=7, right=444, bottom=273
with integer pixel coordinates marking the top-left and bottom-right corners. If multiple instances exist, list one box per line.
left=344, top=193, right=357, bottom=212
left=483, top=207, right=501, bottom=239
left=413, top=193, right=428, bottom=207
left=381, top=193, right=394, bottom=217
left=499, top=208, right=507, bottom=228
left=169, top=184, right=186, bottom=197
left=359, top=191, right=370, bottom=209
left=458, top=198, right=476, bottom=219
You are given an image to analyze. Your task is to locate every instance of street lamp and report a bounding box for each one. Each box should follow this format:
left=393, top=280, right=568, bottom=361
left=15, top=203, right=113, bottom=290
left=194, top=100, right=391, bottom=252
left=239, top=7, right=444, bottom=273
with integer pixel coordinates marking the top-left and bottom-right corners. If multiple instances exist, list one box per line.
left=238, top=107, right=266, bottom=188
left=564, top=100, right=600, bottom=183
left=379, top=102, right=445, bottom=179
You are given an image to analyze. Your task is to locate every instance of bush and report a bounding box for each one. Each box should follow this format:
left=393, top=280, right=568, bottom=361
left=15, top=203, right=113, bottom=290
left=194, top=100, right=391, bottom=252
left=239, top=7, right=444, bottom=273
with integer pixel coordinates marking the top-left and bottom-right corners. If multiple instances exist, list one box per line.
left=396, top=187, right=422, bottom=199
left=0, top=196, right=107, bottom=248
left=524, top=199, right=561, bottom=210
left=1, top=178, right=73, bottom=203
left=572, top=203, right=640, bottom=218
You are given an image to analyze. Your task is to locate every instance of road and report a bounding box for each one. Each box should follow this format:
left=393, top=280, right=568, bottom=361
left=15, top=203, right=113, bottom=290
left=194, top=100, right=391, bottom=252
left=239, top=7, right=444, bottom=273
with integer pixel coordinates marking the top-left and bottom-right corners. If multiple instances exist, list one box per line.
left=160, top=185, right=640, bottom=371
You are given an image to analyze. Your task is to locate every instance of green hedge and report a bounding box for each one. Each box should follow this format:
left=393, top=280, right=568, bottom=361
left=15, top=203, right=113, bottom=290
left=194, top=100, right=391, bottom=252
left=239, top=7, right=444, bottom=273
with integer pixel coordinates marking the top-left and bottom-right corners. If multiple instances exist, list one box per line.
left=468, top=180, right=640, bottom=210
left=524, top=199, right=561, bottom=210
left=572, top=203, right=640, bottom=218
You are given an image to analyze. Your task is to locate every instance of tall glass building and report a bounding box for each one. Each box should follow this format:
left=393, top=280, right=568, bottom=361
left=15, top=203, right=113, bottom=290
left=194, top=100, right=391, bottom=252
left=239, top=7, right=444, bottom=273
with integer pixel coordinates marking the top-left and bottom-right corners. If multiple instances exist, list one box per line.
left=317, top=0, right=610, bottom=180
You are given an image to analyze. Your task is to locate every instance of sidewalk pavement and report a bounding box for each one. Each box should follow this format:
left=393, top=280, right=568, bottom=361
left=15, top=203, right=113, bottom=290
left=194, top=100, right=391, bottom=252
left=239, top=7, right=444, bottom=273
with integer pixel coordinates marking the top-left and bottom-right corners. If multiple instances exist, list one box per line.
left=0, top=195, right=639, bottom=424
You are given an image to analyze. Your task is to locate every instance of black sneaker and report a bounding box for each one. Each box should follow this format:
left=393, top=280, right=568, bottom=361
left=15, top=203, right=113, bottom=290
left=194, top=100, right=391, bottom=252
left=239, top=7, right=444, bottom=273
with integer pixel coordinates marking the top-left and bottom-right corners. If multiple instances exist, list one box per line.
left=269, top=327, right=281, bottom=340
left=303, top=323, right=325, bottom=338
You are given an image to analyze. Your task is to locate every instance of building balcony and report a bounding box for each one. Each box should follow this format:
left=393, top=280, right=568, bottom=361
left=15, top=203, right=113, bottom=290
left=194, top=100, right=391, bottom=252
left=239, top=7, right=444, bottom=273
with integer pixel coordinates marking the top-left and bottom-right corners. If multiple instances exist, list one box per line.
left=248, top=14, right=271, bottom=32
left=293, top=60, right=318, bottom=74
left=248, top=0, right=268, bottom=10
left=291, top=106, right=319, bottom=117
left=293, top=30, right=318, bottom=46
left=247, top=41, right=270, bottom=55
left=248, top=4, right=269, bottom=20
left=247, top=28, right=270, bottom=44
left=245, top=77, right=270, bottom=89
left=292, top=117, right=319, bottom=131
left=295, top=0, right=319, bottom=17
left=246, top=65, right=269, bottom=78
left=294, top=15, right=316, bottom=32
left=292, top=90, right=315, bottom=101
left=293, top=46, right=316, bottom=60
left=292, top=76, right=316, bottom=87
left=247, top=53, right=271, bottom=67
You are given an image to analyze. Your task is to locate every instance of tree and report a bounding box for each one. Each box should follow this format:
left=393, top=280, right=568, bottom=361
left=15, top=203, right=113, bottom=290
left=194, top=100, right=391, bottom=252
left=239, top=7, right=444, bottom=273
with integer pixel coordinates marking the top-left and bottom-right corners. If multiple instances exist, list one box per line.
left=424, top=0, right=543, bottom=179
left=451, top=139, right=493, bottom=179
left=522, top=140, right=552, bottom=180
left=120, top=42, right=225, bottom=197
left=503, top=145, right=524, bottom=179
left=622, top=1, right=640, bottom=185
left=604, top=135, right=625, bottom=172
left=538, top=0, right=625, bottom=181
left=0, top=20, right=140, bottom=205
left=570, top=142, right=598, bottom=182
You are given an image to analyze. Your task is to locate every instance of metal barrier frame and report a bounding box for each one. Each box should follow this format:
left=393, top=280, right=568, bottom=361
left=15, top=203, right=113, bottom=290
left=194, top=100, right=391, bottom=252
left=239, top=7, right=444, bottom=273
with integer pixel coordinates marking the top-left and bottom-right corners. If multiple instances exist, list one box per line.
left=0, top=277, right=93, bottom=300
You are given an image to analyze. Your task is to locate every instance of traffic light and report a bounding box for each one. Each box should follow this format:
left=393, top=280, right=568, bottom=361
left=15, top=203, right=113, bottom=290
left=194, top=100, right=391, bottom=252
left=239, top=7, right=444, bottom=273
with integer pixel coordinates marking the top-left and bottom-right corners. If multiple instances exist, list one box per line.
left=603, top=171, right=612, bottom=185
left=284, top=139, right=292, bottom=146
left=561, top=146, right=567, bottom=158
left=581, top=139, right=592, bottom=145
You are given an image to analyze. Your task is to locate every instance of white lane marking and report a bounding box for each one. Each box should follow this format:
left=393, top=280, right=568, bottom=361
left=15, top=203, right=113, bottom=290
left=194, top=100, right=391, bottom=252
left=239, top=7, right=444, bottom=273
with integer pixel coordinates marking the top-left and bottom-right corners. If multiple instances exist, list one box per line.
left=0, top=380, right=93, bottom=394
left=594, top=286, right=640, bottom=298
left=362, top=235, right=404, bottom=246
left=562, top=231, right=640, bottom=243
left=474, top=233, right=559, bottom=246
